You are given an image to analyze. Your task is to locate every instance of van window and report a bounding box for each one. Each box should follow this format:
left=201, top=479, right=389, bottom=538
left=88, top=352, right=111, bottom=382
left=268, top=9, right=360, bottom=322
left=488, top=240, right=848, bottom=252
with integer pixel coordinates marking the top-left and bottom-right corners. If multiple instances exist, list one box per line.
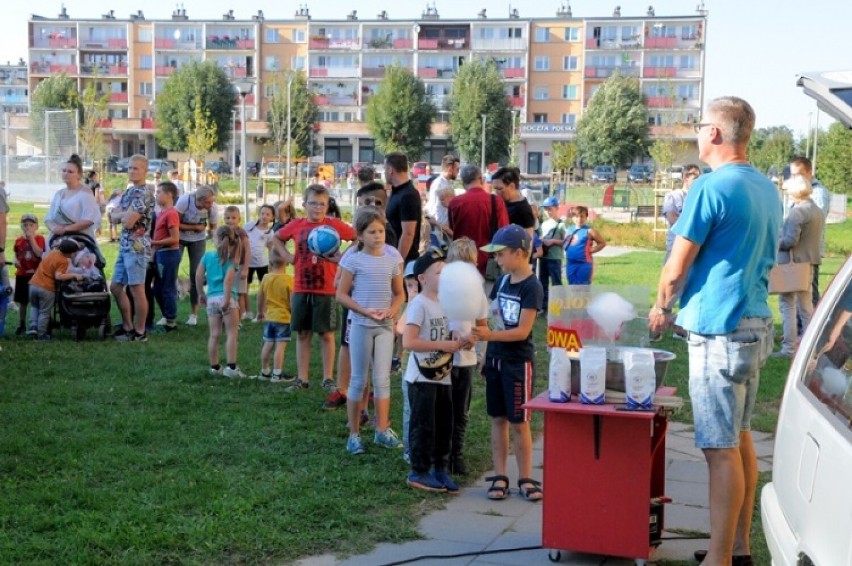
left=803, top=283, right=852, bottom=429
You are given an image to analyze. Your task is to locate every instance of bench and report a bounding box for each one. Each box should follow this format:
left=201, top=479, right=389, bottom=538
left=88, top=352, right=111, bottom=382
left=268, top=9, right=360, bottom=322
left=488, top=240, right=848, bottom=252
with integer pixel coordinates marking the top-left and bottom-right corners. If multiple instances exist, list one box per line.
left=632, top=205, right=658, bottom=221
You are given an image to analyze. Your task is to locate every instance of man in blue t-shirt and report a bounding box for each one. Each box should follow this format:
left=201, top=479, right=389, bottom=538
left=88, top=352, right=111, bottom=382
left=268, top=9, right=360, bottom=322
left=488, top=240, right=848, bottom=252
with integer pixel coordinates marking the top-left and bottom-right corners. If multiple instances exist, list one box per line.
left=649, top=97, right=782, bottom=566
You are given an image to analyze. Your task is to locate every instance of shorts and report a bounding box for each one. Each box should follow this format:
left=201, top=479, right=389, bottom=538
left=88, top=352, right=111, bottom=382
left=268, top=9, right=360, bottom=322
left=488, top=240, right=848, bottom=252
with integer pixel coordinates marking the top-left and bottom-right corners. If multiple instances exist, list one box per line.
left=205, top=295, right=239, bottom=317
left=687, top=317, right=773, bottom=449
left=263, top=321, right=291, bottom=343
left=248, top=266, right=268, bottom=285
left=112, top=250, right=149, bottom=286
left=14, top=274, right=33, bottom=304
left=290, top=293, right=338, bottom=334
left=566, top=261, right=593, bottom=285
left=484, top=357, right=534, bottom=424
left=339, top=307, right=351, bottom=347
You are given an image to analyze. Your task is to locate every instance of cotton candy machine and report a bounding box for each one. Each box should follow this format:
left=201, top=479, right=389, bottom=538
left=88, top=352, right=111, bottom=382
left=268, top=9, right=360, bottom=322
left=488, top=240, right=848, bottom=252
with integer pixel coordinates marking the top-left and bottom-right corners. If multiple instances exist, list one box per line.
left=568, top=346, right=676, bottom=393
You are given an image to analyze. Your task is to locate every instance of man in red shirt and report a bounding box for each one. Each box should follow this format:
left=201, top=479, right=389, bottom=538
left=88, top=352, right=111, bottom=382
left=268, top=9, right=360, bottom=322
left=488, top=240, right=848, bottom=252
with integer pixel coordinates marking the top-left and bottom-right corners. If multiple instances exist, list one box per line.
left=447, top=164, right=509, bottom=277
left=270, top=184, right=356, bottom=392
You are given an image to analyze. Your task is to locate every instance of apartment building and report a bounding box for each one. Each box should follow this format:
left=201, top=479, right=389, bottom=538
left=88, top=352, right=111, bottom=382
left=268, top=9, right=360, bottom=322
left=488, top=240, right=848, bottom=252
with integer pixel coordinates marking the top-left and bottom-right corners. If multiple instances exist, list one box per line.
left=26, top=5, right=706, bottom=174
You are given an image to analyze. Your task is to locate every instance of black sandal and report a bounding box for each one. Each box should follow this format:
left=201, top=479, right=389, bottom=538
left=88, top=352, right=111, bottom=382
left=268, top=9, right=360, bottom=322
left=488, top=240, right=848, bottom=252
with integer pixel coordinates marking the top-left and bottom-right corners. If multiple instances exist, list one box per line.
left=485, top=475, right=510, bottom=500
left=694, top=550, right=753, bottom=566
left=517, top=477, right=543, bottom=502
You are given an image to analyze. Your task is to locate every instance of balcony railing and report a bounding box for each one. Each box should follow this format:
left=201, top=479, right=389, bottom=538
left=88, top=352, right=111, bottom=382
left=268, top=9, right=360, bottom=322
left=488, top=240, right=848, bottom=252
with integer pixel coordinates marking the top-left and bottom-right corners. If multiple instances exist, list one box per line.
left=80, top=38, right=128, bottom=49
left=45, top=64, right=77, bottom=75
left=155, top=66, right=177, bottom=76
left=207, top=36, right=255, bottom=49
left=95, top=118, right=113, bottom=128
left=142, top=118, right=155, bottom=129
left=643, top=66, right=677, bottom=78
left=309, top=67, right=359, bottom=78
left=223, top=66, right=248, bottom=79
left=645, top=37, right=678, bottom=49
left=418, top=67, right=438, bottom=78
left=502, top=67, right=526, bottom=79
left=49, top=37, right=77, bottom=49
left=584, top=65, right=640, bottom=79
left=646, top=96, right=673, bottom=108
left=110, top=64, right=128, bottom=75
left=507, top=96, right=524, bottom=107
left=362, top=67, right=387, bottom=79
left=586, top=37, right=642, bottom=50
left=109, top=92, right=129, bottom=103
left=394, top=38, right=413, bottom=49
left=418, top=38, right=439, bottom=49
left=313, top=95, right=329, bottom=105
left=80, top=63, right=128, bottom=76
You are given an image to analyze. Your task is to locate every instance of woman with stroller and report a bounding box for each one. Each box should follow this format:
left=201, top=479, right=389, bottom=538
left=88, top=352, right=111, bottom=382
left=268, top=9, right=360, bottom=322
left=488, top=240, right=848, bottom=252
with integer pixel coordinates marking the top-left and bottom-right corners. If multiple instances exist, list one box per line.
left=44, top=154, right=102, bottom=244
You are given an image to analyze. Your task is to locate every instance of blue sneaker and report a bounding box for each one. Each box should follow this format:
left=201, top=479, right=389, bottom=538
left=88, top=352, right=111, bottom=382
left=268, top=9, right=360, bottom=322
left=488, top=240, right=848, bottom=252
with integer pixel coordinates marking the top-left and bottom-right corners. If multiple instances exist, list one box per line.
left=347, top=434, right=365, bottom=455
left=406, top=471, right=447, bottom=493
left=433, top=470, right=460, bottom=494
left=374, top=428, right=402, bottom=449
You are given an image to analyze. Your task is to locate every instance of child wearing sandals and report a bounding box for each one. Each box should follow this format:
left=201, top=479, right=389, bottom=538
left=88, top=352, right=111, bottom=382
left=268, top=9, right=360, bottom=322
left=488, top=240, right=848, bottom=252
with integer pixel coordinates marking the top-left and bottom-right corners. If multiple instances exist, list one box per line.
left=335, top=206, right=405, bottom=455
left=253, top=247, right=294, bottom=383
left=197, top=225, right=244, bottom=378
left=402, top=250, right=463, bottom=493
left=472, top=224, right=544, bottom=502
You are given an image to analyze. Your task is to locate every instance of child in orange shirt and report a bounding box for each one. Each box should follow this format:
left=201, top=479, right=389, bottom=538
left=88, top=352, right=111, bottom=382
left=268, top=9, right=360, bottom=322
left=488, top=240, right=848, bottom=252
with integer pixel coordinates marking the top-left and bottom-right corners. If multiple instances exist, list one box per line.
left=28, top=240, right=85, bottom=340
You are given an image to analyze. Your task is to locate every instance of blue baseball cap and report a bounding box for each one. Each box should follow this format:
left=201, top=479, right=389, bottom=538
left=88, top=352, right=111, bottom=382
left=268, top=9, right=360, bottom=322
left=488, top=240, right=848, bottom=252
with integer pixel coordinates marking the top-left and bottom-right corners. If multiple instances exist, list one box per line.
left=480, top=224, right=531, bottom=253
left=542, top=196, right=559, bottom=208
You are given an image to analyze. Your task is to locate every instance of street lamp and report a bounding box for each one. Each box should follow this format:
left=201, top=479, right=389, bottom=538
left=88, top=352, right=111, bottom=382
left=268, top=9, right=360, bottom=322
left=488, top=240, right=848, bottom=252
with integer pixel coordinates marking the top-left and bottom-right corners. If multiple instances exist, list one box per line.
left=480, top=113, right=487, bottom=173
left=285, top=75, right=293, bottom=195
left=234, top=79, right=253, bottom=221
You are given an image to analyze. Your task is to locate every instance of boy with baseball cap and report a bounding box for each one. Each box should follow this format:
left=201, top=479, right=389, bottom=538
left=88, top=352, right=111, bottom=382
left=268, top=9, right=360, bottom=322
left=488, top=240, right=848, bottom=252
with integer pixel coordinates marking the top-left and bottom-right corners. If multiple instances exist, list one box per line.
left=473, top=224, right=544, bottom=502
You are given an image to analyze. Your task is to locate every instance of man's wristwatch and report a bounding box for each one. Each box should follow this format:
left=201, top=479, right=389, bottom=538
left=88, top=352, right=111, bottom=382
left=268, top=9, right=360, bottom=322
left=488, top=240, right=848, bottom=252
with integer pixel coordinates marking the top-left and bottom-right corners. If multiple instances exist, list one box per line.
left=652, top=305, right=672, bottom=316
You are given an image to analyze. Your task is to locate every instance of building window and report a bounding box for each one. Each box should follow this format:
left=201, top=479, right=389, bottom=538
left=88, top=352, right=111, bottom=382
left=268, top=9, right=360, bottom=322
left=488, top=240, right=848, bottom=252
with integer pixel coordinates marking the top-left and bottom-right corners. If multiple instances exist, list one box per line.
left=264, top=56, right=280, bottom=71
left=534, top=56, right=550, bottom=71
left=138, top=28, right=152, bottom=43
left=265, top=28, right=280, bottom=43
left=563, top=55, right=578, bottom=71
left=139, top=55, right=152, bottom=69
left=292, top=56, right=306, bottom=70
left=621, top=26, right=639, bottom=41
left=564, top=27, right=579, bottom=42
left=534, top=27, right=549, bottom=42
left=139, top=82, right=153, bottom=96
left=680, top=55, right=697, bottom=69
left=561, top=113, right=576, bottom=127
left=292, top=29, right=306, bottom=43
left=562, top=84, right=578, bottom=100
left=533, top=85, right=549, bottom=100
left=681, top=24, right=698, bottom=40
left=533, top=113, right=548, bottom=123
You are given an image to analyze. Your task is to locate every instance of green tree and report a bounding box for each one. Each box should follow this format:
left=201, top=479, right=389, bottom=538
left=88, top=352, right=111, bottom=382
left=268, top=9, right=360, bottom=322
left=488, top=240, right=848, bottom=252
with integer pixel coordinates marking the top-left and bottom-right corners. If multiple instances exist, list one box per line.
left=155, top=61, right=235, bottom=152
left=747, top=126, right=795, bottom=176
left=449, top=59, right=512, bottom=166
left=366, top=65, right=435, bottom=160
left=186, top=93, right=219, bottom=167
left=266, top=70, right=317, bottom=162
left=575, top=72, right=648, bottom=168
left=29, top=74, right=79, bottom=149
left=551, top=141, right=578, bottom=175
left=816, top=122, right=852, bottom=195
left=78, top=79, right=110, bottom=168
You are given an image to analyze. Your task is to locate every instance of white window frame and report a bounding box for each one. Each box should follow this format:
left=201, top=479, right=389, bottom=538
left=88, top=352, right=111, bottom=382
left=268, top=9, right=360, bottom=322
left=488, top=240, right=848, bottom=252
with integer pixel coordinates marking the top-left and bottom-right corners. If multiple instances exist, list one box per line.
left=535, top=27, right=549, bottom=42
left=534, top=56, right=550, bottom=71
left=533, top=85, right=549, bottom=100
left=563, top=55, right=578, bottom=71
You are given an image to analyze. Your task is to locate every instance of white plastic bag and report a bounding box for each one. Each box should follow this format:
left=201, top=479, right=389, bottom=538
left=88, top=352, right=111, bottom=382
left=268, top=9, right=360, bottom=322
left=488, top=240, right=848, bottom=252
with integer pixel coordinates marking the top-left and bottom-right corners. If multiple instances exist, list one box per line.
left=579, top=347, right=607, bottom=404
left=548, top=348, right=572, bottom=402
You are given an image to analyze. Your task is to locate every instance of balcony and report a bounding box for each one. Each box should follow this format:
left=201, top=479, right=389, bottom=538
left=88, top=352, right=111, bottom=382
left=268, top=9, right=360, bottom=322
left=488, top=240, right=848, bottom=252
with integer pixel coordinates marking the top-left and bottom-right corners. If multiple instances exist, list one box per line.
left=109, top=92, right=129, bottom=103
left=155, top=66, right=177, bottom=76
left=142, top=118, right=155, bottom=129
left=645, top=37, right=678, bottom=49
left=49, top=36, right=77, bottom=49
left=49, top=64, right=78, bottom=75
left=394, top=38, right=414, bottom=49
left=207, top=36, right=255, bottom=49
left=646, top=96, right=673, bottom=108
left=155, top=38, right=175, bottom=49
left=584, top=66, right=640, bottom=79
left=223, top=66, right=248, bottom=79
left=80, top=63, right=128, bottom=76
left=110, top=64, right=128, bottom=75
left=362, top=67, right=387, bottom=79
left=155, top=38, right=201, bottom=50
left=418, top=67, right=438, bottom=78
left=81, top=38, right=128, bottom=49
left=418, top=38, right=439, bottom=49
left=309, top=67, right=359, bottom=78
left=473, top=38, right=526, bottom=51
left=502, top=67, right=526, bottom=79
left=644, top=66, right=677, bottom=78
left=507, top=96, right=524, bottom=107
left=95, top=118, right=113, bottom=128
left=586, top=37, right=642, bottom=50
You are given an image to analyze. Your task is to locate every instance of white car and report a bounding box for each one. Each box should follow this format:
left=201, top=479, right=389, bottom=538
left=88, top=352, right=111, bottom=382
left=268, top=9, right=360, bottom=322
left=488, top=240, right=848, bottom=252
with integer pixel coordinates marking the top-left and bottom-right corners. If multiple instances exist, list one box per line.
left=761, top=70, right=852, bottom=566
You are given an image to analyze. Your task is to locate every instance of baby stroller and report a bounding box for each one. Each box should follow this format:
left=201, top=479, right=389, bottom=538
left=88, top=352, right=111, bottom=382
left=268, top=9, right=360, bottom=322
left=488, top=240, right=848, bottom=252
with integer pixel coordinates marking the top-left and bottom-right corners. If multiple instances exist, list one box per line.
left=49, top=233, right=111, bottom=341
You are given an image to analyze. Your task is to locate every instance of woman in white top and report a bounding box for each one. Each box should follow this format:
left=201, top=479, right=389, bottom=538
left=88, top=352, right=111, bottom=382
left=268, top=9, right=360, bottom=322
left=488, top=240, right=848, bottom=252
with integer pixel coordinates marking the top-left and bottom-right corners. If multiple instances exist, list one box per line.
left=44, top=154, right=102, bottom=244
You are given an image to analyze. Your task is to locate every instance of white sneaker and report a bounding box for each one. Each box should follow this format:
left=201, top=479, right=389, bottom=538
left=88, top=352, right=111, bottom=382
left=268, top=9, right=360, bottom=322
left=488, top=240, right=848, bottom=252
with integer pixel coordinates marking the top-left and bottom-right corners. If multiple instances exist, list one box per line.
left=223, top=366, right=247, bottom=379
left=186, top=314, right=198, bottom=326
left=242, top=311, right=254, bottom=321
left=155, top=317, right=167, bottom=326
left=209, top=367, right=223, bottom=375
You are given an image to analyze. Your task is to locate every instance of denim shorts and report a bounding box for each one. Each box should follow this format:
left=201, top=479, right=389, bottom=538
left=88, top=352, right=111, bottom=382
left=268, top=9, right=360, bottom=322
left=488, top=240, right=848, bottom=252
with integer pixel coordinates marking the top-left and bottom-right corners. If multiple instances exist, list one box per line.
left=687, top=317, right=773, bottom=449
left=263, top=321, right=292, bottom=343
left=112, top=250, right=149, bottom=286
left=206, top=295, right=238, bottom=317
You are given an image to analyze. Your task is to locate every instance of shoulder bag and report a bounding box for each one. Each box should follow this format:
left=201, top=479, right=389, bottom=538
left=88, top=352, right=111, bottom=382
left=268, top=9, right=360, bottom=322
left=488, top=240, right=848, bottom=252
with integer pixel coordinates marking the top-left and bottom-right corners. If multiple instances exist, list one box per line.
left=768, top=257, right=811, bottom=294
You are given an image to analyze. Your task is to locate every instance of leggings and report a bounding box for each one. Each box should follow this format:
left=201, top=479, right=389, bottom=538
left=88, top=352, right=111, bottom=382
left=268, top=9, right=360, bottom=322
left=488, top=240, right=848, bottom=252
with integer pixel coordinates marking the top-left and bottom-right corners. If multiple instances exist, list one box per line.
left=180, top=239, right=207, bottom=307
left=347, top=321, right=394, bottom=401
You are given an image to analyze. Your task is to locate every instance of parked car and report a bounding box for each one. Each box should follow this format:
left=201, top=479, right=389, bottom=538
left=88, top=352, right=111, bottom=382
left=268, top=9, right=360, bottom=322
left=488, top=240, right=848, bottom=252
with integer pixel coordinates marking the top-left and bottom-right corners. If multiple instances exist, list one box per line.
left=245, top=161, right=260, bottom=176
left=261, top=162, right=284, bottom=177
left=205, top=160, right=231, bottom=175
left=114, top=157, right=131, bottom=173
left=16, top=156, right=46, bottom=171
left=761, top=255, right=852, bottom=566
left=411, top=161, right=429, bottom=178
left=627, top=164, right=653, bottom=183
left=148, top=159, right=176, bottom=174
left=590, top=165, right=616, bottom=183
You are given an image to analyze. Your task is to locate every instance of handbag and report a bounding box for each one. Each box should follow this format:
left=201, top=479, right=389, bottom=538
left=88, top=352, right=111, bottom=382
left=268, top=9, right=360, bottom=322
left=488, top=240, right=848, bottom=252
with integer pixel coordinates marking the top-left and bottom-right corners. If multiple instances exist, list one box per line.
left=484, top=194, right=501, bottom=281
left=768, top=258, right=811, bottom=294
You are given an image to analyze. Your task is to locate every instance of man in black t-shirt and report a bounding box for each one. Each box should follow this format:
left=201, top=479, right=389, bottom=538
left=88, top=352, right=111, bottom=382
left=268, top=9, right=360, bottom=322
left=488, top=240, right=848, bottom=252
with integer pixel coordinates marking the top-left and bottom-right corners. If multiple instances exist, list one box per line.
left=492, top=166, right=536, bottom=242
left=385, top=152, right=422, bottom=263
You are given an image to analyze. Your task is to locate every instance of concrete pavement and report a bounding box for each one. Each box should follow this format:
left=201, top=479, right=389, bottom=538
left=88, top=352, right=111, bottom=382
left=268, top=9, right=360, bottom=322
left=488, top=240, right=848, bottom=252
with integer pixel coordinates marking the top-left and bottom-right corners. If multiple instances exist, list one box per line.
left=297, top=423, right=775, bottom=566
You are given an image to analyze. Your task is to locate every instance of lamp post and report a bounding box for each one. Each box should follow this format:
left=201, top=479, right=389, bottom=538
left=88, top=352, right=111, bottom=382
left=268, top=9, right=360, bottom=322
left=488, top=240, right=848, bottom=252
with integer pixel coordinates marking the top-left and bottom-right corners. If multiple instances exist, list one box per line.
left=480, top=113, right=487, bottom=173
left=805, top=111, right=813, bottom=159
left=234, top=79, right=253, bottom=221
left=285, top=75, right=293, bottom=196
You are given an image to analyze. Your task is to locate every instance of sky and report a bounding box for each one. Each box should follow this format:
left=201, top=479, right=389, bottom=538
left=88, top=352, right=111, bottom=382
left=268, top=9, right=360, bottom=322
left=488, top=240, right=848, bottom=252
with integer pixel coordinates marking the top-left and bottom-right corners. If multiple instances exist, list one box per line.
left=3, top=0, right=849, bottom=136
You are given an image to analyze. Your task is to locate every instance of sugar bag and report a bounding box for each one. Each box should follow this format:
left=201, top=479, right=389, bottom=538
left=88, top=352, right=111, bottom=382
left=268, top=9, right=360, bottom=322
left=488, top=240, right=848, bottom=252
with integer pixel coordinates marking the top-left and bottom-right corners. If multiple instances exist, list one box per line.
left=624, top=349, right=656, bottom=409
left=548, top=348, right=572, bottom=402
left=579, top=346, right=607, bottom=404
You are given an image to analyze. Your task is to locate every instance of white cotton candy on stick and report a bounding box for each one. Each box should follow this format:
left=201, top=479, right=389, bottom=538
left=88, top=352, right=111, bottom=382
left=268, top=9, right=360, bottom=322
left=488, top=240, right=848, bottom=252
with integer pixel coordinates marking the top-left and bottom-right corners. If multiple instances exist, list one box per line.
left=586, top=291, right=637, bottom=339
left=439, top=261, right=484, bottom=321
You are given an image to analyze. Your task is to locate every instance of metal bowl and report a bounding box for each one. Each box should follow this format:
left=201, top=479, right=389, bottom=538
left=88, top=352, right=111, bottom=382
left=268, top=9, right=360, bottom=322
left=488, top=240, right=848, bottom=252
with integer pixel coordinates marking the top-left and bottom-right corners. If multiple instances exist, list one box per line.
left=568, top=346, right=676, bottom=393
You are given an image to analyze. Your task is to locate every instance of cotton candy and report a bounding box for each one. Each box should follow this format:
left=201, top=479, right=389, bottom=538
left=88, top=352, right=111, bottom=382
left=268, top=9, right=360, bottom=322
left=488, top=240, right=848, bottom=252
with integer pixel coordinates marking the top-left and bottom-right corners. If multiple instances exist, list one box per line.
left=439, top=261, right=485, bottom=321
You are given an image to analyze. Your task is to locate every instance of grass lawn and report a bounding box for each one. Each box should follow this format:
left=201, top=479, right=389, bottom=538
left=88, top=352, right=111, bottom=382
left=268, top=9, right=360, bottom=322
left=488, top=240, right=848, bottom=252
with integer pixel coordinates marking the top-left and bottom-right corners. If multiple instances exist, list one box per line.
left=1, top=199, right=848, bottom=564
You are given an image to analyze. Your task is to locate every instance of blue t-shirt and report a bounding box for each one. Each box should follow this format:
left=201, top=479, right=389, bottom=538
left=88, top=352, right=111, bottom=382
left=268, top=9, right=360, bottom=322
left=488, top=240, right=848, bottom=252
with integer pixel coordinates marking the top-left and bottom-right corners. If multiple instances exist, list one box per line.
left=201, top=250, right=237, bottom=300
left=673, top=163, right=782, bottom=335
left=565, top=225, right=592, bottom=264
left=487, top=273, right=543, bottom=361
